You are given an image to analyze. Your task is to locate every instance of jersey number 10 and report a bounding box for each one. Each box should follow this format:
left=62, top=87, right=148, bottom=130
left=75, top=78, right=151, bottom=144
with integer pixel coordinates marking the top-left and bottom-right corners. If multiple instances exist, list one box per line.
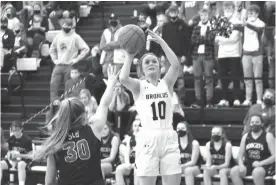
left=63, top=139, right=91, bottom=163
left=151, top=101, right=166, bottom=121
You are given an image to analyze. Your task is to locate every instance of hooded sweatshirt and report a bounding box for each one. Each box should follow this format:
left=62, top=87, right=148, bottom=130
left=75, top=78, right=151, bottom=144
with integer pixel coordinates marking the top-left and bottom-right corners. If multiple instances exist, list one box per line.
left=50, top=30, right=89, bottom=65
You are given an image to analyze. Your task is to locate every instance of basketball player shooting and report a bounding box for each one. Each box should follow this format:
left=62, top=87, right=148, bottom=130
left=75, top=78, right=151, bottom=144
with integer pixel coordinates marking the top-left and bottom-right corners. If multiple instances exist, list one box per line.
left=119, top=30, right=182, bottom=185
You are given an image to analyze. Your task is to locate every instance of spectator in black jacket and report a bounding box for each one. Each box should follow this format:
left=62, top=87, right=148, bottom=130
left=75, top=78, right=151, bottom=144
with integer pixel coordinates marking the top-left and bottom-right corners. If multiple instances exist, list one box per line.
left=1, top=17, right=15, bottom=72
left=162, top=5, right=190, bottom=77
left=191, top=8, right=215, bottom=108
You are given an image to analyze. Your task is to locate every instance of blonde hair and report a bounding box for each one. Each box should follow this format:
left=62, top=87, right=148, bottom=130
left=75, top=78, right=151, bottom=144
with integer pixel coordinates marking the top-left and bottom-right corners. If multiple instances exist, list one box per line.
left=79, top=89, right=98, bottom=116
left=33, top=97, right=86, bottom=160
left=137, top=53, right=161, bottom=78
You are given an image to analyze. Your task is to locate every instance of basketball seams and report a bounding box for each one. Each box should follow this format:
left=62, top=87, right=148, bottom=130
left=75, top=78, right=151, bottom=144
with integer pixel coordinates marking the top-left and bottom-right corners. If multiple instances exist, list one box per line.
left=117, top=25, right=145, bottom=54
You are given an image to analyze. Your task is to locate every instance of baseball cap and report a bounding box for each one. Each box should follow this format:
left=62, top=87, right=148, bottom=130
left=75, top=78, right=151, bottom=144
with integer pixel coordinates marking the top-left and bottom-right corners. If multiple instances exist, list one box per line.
left=109, top=13, right=118, bottom=20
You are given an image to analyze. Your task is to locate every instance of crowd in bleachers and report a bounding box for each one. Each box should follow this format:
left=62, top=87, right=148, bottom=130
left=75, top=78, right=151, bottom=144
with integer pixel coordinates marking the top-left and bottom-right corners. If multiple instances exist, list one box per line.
left=0, top=1, right=275, bottom=185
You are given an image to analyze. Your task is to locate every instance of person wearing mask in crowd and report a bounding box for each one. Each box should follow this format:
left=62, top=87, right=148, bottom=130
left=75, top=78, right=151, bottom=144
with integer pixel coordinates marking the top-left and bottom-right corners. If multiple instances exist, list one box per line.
left=190, top=8, right=215, bottom=108
left=49, top=18, right=89, bottom=103
left=100, top=14, right=122, bottom=78
left=0, top=121, right=32, bottom=185
left=230, top=114, right=275, bottom=185
left=216, top=2, right=242, bottom=107
left=79, top=89, right=98, bottom=120
left=26, top=3, right=48, bottom=57
left=65, top=64, right=85, bottom=98
left=176, top=120, right=201, bottom=185
left=5, top=7, right=20, bottom=32
left=0, top=17, right=15, bottom=72
left=162, top=5, right=190, bottom=78
left=203, top=126, right=234, bottom=185
left=243, top=89, right=275, bottom=135
left=13, top=22, right=27, bottom=58
left=100, top=122, right=120, bottom=179
left=141, top=1, right=157, bottom=30
left=115, top=118, right=141, bottom=185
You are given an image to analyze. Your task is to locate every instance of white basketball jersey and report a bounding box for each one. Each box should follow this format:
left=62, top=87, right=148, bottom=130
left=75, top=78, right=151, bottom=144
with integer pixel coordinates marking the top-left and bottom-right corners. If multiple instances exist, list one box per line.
left=135, top=79, right=173, bottom=129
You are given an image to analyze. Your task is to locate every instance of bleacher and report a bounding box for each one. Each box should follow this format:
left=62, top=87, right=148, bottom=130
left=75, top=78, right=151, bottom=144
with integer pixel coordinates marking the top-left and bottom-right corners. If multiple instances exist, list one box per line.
left=1, top=1, right=275, bottom=185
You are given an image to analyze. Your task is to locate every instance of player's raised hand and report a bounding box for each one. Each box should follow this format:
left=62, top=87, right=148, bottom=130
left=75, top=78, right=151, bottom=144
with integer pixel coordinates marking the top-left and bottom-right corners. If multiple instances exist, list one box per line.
left=107, top=64, right=120, bottom=85
left=147, top=30, right=164, bottom=45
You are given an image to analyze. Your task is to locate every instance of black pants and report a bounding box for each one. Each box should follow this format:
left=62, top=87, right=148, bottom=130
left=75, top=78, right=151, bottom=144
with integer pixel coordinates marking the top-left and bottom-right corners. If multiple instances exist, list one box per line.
left=218, top=57, right=241, bottom=100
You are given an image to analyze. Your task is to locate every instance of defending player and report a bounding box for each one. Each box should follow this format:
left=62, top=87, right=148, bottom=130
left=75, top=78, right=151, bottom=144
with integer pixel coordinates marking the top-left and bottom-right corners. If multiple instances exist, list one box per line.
left=119, top=30, right=182, bottom=185
left=32, top=66, right=120, bottom=185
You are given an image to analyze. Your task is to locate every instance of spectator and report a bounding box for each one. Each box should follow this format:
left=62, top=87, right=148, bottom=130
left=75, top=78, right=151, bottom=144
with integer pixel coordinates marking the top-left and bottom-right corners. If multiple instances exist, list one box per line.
left=109, top=83, right=130, bottom=112
left=243, top=89, right=275, bottom=135
left=172, top=91, right=185, bottom=116
left=0, top=121, right=32, bottom=185
left=162, top=5, right=190, bottom=77
left=49, top=18, right=89, bottom=102
left=233, top=1, right=247, bottom=22
left=0, top=17, right=15, bottom=72
left=146, top=13, right=167, bottom=57
left=100, top=122, right=120, bottom=179
left=13, top=22, right=27, bottom=57
left=239, top=5, right=265, bottom=106
left=79, top=89, right=98, bottom=120
left=179, top=1, right=206, bottom=26
left=65, top=64, right=85, bottom=98
left=175, top=77, right=185, bottom=107
left=99, top=13, right=122, bottom=77
left=5, top=6, right=20, bottom=32
left=141, top=1, right=157, bottom=29
left=203, top=126, right=234, bottom=185
left=216, top=2, right=242, bottom=107
left=26, top=3, right=48, bottom=57
left=115, top=118, right=140, bottom=185
left=1, top=127, right=8, bottom=157
left=89, top=44, right=102, bottom=75
left=230, top=114, right=275, bottom=185
left=264, top=1, right=275, bottom=89
left=191, top=8, right=215, bottom=108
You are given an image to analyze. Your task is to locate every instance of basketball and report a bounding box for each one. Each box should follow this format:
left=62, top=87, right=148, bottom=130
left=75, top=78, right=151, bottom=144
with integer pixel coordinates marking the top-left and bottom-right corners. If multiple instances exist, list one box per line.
left=116, top=24, right=146, bottom=55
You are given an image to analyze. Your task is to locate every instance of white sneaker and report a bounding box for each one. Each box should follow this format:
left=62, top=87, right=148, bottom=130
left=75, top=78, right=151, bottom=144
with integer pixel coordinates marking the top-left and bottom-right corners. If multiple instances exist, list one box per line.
left=242, top=100, right=252, bottom=106
left=233, top=99, right=241, bottom=106
left=256, top=100, right=263, bottom=104
left=217, top=100, right=229, bottom=107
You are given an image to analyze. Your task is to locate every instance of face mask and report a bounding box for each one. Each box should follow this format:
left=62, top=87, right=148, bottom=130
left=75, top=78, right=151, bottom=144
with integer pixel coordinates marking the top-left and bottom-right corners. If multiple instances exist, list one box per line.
left=170, top=16, right=178, bottom=22
left=263, top=98, right=274, bottom=107
left=15, top=29, right=20, bottom=34
left=178, top=130, right=187, bottom=137
left=102, top=134, right=110, bottom=140
left=212, top=135, right=221, bottom=142
left=63, top=27, right=71, bottom=34
left=251, top=124, right=262, bottom=133
left=110, top=21, right=118, bottom=27
left=1, top=25, right=7, bottom=30
left=6, top=13, right=12, bottom=18
left=34, top=10, right=40, bottom=14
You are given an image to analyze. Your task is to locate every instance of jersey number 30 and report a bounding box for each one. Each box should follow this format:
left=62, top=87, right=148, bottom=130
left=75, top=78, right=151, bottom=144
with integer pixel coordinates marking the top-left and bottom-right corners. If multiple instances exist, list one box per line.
left=63, top=139, right=91, bottom=163
left=151, top=101, right=166, bottom=121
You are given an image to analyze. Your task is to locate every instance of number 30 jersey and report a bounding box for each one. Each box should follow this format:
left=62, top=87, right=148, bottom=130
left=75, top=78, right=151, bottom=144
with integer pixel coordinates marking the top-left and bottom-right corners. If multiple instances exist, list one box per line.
left=55, top=125, right=103, bottom=185
left=135, top=79, right=173, bottom=129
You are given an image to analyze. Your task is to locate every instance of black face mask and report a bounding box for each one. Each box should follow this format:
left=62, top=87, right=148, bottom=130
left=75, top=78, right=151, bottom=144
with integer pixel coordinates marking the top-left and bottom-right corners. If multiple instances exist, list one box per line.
left=110, top=21, right=118, bottom=27
left=102, top=134, right=110, bottom=140
left=6, top=14, right=12, bottom=18
left=170, top=16, right=178, bottom=22
left=212, top=135, right=221, bottom=142
left=263, top=98, right=274, bottom=107
left=140, top=26, right=148, bottom=33
left=63, top=28, right=71, bottom=34
left=178, top=130, right=187, bottom=137
left=251, top=124, right=262, bottom=133
left=1, top=25, right=7, bottom=30
left=15, top=29, right=20, bottom=34
left=34, top=10, right=40, bottom=14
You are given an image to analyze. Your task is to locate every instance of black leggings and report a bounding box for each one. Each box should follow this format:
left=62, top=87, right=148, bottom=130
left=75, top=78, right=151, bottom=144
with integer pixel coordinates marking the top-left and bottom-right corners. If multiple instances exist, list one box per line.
left=218, top=57, right=241, bottom=100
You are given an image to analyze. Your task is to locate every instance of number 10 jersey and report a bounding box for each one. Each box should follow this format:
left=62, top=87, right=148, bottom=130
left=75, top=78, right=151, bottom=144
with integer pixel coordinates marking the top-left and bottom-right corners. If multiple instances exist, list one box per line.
left=135, top=79, right=173, bottom=129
